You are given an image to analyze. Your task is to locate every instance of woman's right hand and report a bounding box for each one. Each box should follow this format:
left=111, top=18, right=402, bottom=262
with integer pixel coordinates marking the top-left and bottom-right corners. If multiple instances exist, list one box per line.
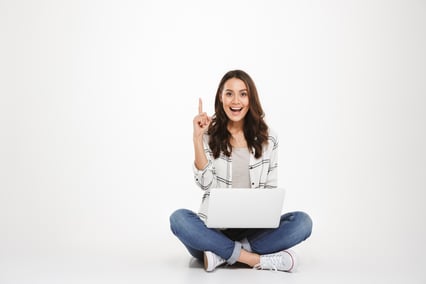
left=193, top=98, right=211, bottom=140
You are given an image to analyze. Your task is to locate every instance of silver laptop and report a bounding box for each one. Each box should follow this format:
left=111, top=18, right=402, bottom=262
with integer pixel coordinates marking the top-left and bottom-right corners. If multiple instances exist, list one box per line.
left=205, top=188, right=286, bottom=229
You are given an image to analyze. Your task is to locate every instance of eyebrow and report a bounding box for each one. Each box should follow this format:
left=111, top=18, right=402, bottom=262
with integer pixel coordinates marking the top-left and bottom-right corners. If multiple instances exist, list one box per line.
left=224, top=89, right=248, bottom=93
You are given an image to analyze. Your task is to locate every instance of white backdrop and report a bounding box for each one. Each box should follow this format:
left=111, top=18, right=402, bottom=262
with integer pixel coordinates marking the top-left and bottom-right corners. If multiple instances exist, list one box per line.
left=1, top=0, right=425, bottom=280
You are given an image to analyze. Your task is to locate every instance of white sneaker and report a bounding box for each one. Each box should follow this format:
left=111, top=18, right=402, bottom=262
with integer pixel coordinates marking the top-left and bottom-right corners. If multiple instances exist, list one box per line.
left=254, top=250, right=297, bottom=272
left=203, top=251, right=226, bottom=272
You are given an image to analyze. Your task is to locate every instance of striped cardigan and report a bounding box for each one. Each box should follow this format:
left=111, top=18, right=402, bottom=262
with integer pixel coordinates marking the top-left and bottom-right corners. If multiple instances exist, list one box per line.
left=193, top=129, right=279, bottom=221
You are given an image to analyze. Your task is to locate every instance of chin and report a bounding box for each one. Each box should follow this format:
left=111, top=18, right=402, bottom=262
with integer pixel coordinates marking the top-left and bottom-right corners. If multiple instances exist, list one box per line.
left=228, top=116, right=245, bottom=123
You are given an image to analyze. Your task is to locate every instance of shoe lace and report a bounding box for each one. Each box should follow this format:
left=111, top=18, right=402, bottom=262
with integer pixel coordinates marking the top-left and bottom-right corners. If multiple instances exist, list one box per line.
left=214, top=255, right=225, bottom=266
left=255, top=252, right=288, bottom=271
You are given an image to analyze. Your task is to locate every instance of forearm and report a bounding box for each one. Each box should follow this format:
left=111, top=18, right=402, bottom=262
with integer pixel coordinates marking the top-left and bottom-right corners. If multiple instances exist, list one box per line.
left=193, top=136, right=208, bottom=170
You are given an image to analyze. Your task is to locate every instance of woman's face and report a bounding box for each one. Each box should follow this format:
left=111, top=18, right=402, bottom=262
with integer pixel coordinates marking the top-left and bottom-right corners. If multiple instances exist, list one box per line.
left=220, top=78, right=250, bottom=124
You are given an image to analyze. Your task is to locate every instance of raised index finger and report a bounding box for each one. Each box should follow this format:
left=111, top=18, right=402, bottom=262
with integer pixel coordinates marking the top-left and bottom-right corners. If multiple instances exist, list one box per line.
left=198, top=98, right=203, bottom=114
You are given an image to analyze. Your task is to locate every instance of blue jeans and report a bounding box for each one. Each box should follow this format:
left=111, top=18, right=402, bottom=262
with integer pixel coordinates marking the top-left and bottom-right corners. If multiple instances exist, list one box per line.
left=169, top=209, right=313, bottom=265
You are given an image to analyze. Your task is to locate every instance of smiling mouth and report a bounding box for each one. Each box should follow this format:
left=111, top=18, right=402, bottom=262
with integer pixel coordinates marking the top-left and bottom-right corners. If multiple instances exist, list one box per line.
left=230, top=107, right=243, bottom=112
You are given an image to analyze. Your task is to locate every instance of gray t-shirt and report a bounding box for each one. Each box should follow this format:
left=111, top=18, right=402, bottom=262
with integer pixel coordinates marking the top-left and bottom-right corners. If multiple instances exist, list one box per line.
left=232, top=147, right=250, bottom=188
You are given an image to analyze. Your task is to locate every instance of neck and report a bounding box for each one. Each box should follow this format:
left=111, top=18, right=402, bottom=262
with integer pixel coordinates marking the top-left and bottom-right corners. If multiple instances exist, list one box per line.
left=227, top=121, right=244, bottom=134
left=228, top=122, right=247, bottom=148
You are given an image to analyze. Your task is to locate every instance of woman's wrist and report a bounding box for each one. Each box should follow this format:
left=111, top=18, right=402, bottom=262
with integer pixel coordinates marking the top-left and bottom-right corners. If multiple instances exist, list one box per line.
left=193, top=134, right=204, bottom=144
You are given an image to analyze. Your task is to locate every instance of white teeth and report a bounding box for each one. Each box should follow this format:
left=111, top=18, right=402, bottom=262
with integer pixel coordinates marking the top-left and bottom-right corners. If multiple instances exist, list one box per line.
left=231, top=107, right=242, bottom=111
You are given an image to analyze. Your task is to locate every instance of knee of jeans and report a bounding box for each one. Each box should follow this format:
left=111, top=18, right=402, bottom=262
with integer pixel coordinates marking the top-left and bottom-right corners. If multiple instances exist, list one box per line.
left=169, top=208, right=191, bottom=234
left=169, top=208, right=185, bottom=226
left=296, top=211, right=313, bottom=239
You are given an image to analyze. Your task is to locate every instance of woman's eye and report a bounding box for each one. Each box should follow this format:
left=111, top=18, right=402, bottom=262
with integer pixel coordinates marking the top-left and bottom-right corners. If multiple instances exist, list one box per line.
left=241, top=92, right=248, bottom=97
left=226, top=92, right=232, bottom=96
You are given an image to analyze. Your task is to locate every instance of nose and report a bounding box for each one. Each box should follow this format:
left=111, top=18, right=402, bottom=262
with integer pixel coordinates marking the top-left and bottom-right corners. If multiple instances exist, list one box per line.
left=231, top=95, right=239, bottom=104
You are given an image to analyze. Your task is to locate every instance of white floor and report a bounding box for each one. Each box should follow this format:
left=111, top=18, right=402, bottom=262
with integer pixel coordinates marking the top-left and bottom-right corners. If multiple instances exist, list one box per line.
left=1, top=229, right=425, bottom=284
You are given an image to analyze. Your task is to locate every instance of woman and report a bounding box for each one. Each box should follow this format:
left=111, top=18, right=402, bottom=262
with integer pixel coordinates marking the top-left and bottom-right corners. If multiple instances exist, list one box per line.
left=170, top=70, right=312, bottom=272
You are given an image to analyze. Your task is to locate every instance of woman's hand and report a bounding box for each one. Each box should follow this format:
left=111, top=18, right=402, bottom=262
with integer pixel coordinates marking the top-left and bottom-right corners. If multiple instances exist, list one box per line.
left=193, top=98, right=211, bottom=140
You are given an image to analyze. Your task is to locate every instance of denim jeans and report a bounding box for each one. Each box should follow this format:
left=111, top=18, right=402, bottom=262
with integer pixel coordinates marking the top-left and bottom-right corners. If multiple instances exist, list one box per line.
left=169, top=209, right=313, bottom=265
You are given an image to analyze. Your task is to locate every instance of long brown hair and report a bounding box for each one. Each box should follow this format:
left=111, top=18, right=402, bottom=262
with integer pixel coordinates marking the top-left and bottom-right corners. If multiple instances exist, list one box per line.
left=208, top=70, right=269, bottom=159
